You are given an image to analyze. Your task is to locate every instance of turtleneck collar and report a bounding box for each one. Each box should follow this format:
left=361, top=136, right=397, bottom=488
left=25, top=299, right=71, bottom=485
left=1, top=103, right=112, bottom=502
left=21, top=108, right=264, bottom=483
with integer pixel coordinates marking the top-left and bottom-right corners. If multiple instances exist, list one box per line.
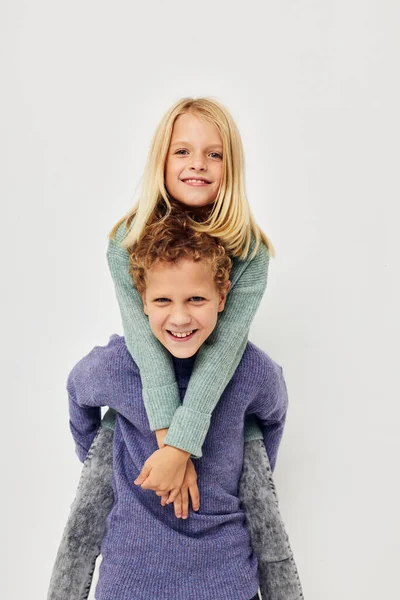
left=171, top=352, right=198, bottom=386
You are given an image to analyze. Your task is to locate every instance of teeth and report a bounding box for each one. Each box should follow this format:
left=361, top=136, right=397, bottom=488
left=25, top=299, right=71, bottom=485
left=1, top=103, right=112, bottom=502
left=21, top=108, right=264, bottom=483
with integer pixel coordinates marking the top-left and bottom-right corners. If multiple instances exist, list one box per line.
left=170, top=331, right=193, bottom=338
left=185, top=179, right=208, bottom=183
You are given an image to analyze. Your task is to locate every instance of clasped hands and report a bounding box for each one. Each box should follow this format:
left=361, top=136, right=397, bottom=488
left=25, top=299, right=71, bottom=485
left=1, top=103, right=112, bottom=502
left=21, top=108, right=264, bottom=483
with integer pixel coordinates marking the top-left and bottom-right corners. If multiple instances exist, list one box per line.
left=134, top=428, right=200, bottom=519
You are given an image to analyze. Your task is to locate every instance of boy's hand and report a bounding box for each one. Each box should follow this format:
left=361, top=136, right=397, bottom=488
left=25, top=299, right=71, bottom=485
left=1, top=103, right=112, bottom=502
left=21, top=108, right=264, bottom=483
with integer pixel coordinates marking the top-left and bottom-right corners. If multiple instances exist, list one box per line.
left=134, top=446, right=190, bottom=501
left=161, top=458, right=200, bottom=518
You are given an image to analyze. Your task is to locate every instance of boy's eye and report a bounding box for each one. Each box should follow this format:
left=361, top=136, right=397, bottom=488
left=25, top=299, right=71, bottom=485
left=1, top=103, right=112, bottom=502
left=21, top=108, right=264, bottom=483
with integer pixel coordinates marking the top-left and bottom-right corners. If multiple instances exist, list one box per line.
left=154, top=298, right=170, bottom=303
left=190, top=297, right=205, bottom=302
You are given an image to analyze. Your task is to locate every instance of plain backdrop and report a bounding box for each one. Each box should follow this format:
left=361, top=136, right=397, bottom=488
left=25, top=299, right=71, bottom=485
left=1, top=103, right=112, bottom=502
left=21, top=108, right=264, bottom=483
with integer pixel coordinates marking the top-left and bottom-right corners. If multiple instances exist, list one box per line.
left=1, top=1, right=399, bottom=599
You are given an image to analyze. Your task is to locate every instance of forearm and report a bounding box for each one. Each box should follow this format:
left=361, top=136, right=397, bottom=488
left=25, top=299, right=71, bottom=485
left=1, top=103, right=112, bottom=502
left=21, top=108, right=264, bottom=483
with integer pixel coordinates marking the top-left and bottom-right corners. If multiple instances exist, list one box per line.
left=163, top=283, right=265, bottom=457
left=107, top=236, right=181, bottom=429
left=163, top=335, right=248, bottom=457
left=163, top=243, right=269, bottom=457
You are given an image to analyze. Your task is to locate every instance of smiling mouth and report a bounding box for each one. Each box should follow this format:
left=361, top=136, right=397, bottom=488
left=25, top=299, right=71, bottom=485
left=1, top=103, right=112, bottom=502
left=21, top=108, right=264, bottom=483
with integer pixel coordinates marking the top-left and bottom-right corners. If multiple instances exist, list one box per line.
left=181, top=178, right=211, bottom=185
left=167, top=330, right=197, bottom=342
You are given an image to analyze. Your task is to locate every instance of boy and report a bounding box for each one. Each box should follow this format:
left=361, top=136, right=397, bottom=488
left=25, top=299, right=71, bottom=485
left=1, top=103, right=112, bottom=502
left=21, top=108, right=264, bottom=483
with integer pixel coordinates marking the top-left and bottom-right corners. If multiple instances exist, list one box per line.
left=51, top=213, right=302, bottom=600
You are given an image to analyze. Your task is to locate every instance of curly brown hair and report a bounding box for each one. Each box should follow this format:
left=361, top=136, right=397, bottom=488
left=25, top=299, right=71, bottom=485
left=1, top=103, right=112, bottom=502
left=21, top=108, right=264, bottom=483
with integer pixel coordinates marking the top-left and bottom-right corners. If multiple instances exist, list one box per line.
left=127, top=205, right=232, bottom=295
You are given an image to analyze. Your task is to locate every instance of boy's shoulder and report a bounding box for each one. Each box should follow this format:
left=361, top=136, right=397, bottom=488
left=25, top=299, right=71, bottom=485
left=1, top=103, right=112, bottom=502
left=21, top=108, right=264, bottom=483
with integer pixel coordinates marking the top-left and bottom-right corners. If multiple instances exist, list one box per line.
left=68, top=334, right=138, bottom=386
left=91, top=334, right=136, bottom=369
left=235, top=341, right=284, bottom=386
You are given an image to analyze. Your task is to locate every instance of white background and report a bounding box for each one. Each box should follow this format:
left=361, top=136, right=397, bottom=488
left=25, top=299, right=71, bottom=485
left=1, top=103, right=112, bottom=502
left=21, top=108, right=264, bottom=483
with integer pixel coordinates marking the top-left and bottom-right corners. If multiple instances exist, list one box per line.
left=1, top=1, right=399, bottom=598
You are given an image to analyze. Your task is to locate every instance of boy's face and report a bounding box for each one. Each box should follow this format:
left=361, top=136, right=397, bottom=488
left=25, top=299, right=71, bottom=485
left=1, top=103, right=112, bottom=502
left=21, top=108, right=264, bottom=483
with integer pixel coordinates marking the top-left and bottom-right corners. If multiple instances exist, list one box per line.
left=142, top=258, right=230, bottom=359
left=164, top=112, right=223, bottom=208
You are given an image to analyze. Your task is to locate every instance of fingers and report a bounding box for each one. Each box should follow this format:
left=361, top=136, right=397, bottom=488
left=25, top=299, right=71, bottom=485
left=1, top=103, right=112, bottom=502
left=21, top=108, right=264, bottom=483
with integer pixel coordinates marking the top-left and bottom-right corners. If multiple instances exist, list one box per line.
left=134, top=465, right=151, bottom=486
left=189, top=483, right=200, bottom=512
left=173, top=491, right=183, bottom=519
left=140, top=476, right=167, bottom=492
left=171, top=488, right=188, bottom=519
left=139, top=478, right=153, bottom=490
left=180, top=486, right=189, bottom=519
left=148, top=457, right=200, bottom=518
left=158, top=487, right=198, bottom=518
left=165, top=487, right=180, bottom=504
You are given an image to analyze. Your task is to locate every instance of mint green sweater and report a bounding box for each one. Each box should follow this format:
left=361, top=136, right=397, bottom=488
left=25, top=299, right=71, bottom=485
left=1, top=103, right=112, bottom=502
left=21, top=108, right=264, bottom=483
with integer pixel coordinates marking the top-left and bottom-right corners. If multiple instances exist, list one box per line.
left=107, top=220, right=270, bottom=458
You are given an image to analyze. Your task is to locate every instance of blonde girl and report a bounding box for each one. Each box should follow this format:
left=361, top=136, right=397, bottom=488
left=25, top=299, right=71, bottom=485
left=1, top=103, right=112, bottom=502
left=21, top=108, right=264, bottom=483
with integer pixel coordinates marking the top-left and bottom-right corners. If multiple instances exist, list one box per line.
left=107, top=96, right=276, bottom=510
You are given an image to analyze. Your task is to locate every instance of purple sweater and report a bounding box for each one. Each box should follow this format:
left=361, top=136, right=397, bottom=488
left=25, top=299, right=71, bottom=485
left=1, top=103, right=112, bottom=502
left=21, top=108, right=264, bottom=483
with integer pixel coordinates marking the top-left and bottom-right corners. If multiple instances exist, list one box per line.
left=68, top=335, right=288, bottom=600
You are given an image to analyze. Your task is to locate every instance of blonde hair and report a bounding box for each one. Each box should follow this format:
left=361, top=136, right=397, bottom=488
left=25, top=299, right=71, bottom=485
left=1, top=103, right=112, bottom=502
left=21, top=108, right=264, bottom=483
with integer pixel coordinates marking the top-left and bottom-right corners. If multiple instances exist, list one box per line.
left=109, top=96, right=275, bottom=260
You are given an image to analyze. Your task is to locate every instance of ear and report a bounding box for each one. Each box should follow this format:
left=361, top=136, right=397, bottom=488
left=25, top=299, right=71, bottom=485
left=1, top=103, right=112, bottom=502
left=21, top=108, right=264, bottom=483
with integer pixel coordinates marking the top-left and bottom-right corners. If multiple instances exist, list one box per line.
left=217, top=281, right=231, bottom=313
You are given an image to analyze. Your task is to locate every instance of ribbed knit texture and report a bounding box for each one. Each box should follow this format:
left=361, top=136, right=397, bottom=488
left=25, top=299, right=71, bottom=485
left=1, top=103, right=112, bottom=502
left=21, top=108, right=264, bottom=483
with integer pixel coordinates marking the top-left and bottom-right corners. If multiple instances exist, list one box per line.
left=107, top=221, right=269, bottom=458
left=67, top=334, right=288, bottom=600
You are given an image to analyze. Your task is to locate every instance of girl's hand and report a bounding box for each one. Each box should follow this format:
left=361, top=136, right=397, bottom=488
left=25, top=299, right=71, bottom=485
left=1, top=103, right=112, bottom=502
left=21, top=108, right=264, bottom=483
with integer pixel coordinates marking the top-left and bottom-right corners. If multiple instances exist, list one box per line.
left=134, top=446, right=190, bottom=501
left=160, top=458, right=200, bottom=518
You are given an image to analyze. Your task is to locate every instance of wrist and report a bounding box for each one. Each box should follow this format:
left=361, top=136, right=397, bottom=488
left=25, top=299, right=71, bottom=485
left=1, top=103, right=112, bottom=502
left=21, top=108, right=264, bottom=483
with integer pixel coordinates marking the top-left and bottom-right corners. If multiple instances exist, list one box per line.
left=164, top=444, right=190, bottom=459
left=155, top=427, right=169, bottom=449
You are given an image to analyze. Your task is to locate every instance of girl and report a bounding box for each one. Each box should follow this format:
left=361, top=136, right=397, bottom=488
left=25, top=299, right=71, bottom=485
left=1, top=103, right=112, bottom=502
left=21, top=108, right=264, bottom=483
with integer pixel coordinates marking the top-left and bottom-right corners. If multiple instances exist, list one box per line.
left=46, top=98, right=303, bottom=599
left=107, top=97, right=276, bottom=508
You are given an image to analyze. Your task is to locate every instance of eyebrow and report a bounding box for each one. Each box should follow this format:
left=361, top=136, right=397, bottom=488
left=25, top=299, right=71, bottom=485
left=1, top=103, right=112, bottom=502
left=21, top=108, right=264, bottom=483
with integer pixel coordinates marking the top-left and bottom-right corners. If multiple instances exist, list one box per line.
left=170, top=141, right=223, bottom=150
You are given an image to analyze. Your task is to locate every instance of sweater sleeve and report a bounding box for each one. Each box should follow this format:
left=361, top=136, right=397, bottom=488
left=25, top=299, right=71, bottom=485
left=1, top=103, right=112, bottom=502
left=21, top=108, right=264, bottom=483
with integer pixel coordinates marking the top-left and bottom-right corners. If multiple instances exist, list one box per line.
left=107, top=222, right=181, bottom=430
left=246, top=363, right=289, bottom=472
left=163, top=240, right=270, bottom=457
left=67, top=350, right=104, bottom=463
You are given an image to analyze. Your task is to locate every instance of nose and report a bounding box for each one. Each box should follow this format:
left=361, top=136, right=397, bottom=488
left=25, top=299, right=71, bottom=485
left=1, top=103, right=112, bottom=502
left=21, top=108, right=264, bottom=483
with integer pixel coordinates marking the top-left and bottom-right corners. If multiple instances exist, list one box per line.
left=189, top=151, right=207, bottom=171
left=169, top=305, right=192, bottom=329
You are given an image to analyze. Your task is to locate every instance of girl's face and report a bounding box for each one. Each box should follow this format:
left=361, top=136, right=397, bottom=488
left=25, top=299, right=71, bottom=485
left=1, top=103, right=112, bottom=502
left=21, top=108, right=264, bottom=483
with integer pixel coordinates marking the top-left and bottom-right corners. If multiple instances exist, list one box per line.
left=164, top=112, right=223, bottom=208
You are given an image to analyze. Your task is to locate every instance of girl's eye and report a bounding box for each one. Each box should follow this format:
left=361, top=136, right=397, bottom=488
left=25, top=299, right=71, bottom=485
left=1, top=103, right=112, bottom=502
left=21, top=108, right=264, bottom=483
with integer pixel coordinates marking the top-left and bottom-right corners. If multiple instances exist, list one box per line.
left=174, top=150, right=222, bottom=159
